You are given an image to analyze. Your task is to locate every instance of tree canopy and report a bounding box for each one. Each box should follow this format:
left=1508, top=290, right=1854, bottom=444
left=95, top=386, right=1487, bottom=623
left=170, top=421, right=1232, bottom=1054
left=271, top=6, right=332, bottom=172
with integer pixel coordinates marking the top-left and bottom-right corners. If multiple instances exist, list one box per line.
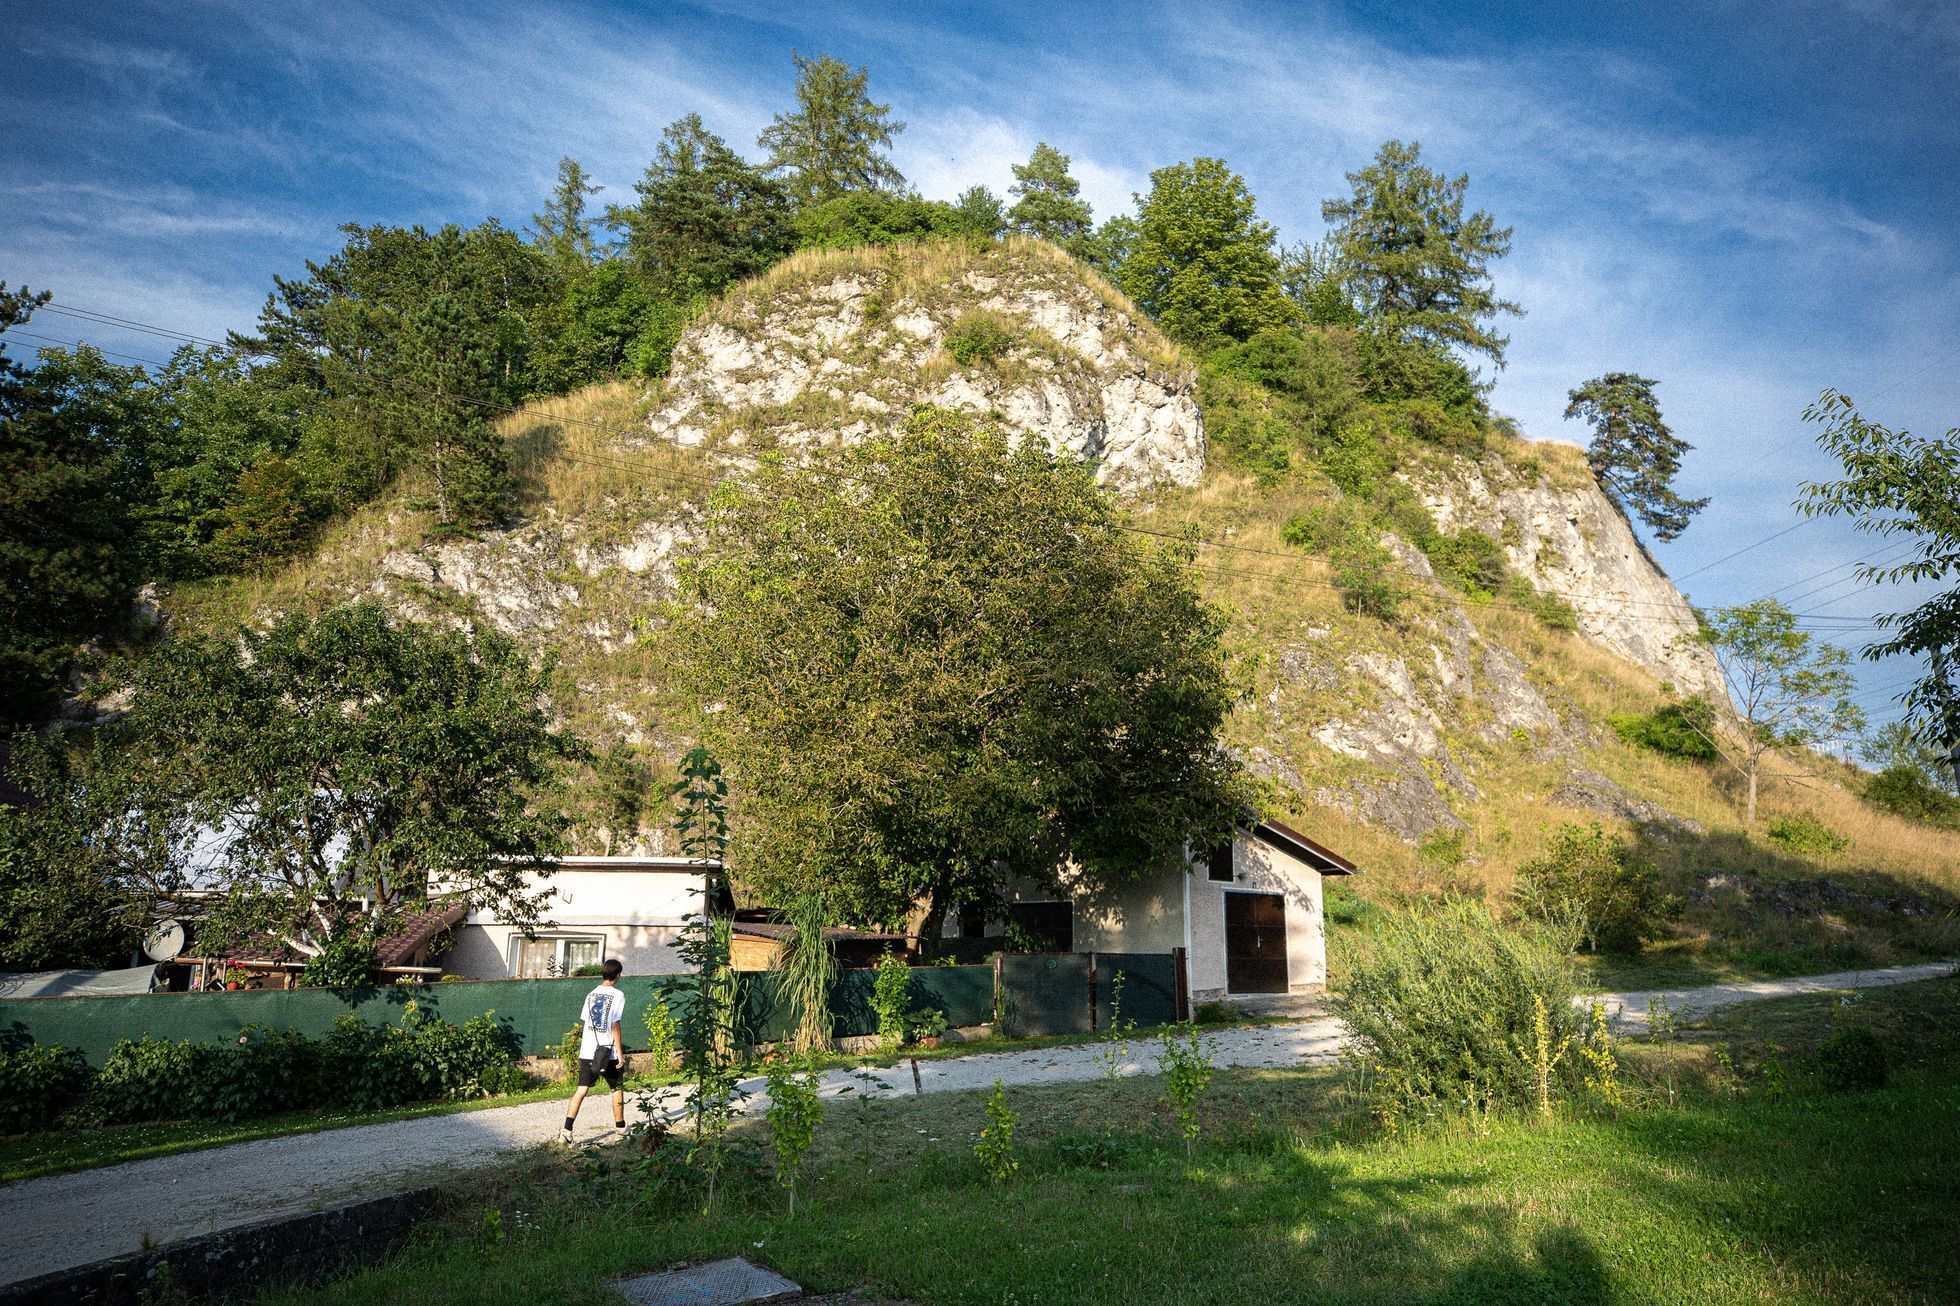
left=758, top=52, right=906, bottom=206
left=0, top=288, right=148, bottom=729
left=1799, top=389, right=1960, bottom=752
left=1007, top=142, right=1094, bottom=257
left=666, top=407, right=1249, bottom=933
left=72, top=601, right=579, bottom=955
left=1321, top=139, right=1520, bottom=367
left=606, top=115, right=792, bottom=298
left=1700, top=599, right=1864, bottom=823
left=1119, top=157, right=1290, bottom=351
left=1566, top=372, right=1708, bottom=542
left=530, top=156, right=602, bottom=276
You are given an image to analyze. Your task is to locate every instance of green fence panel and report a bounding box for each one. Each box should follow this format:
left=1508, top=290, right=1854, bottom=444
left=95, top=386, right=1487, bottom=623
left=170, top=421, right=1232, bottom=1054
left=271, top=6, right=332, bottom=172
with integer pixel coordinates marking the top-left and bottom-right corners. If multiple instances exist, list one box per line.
left=735, top=965, right=994, bottom=1044
left=1092, top=953, right=1179, bottom=1029
left=0, top=975, right=696, bottom=1064
left=998, top=953, right=1092, bottom=1038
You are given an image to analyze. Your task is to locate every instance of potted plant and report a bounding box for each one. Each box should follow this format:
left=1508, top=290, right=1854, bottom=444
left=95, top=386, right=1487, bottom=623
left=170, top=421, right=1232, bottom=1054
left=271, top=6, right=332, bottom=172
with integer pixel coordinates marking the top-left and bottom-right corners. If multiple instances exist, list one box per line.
left=910, top=1007, right=948, bottom=1049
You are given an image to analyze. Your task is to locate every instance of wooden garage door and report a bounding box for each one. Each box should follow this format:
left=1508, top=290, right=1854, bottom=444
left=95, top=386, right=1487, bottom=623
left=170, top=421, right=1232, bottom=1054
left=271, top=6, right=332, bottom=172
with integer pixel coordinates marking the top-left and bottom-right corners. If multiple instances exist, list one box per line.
left=1224, top=891, right=1288, bottom=995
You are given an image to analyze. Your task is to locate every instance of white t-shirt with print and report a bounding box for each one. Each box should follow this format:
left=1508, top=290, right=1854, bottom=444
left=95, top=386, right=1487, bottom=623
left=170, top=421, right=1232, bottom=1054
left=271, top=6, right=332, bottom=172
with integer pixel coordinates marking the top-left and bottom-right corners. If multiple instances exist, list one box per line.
left=577, top=984, right=627, bottom=1060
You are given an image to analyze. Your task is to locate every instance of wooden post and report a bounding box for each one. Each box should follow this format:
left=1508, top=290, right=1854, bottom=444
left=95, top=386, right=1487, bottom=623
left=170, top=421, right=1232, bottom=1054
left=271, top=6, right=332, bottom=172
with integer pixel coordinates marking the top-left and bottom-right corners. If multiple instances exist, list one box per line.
left=992, top=952, right=1004, bottom=1035
left=1087, top=956, right=1099, bottom=1034
left=1172, top=946, right=1190, bottom=1023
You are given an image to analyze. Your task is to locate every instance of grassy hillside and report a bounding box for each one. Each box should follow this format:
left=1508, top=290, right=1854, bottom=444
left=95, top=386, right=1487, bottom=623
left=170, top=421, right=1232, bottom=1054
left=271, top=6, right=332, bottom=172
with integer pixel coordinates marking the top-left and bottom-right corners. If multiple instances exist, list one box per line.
left=162, top=240, right=1959, bottom=982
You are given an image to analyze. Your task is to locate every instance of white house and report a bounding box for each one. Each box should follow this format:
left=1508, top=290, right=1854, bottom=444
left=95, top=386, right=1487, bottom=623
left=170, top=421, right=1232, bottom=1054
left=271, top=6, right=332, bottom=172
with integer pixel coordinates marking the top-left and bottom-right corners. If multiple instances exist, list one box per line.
left=954, top=819, right=1356, bottom=1003
left=444, top=856, right=720, bottom=979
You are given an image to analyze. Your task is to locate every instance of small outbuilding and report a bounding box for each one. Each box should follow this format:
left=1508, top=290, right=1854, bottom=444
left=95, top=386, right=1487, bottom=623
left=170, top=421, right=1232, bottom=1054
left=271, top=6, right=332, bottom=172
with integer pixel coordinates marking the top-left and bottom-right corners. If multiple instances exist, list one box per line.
left=445, top=855, right=721, bottom=979
left=951, top=817, right=1356, bottom=1004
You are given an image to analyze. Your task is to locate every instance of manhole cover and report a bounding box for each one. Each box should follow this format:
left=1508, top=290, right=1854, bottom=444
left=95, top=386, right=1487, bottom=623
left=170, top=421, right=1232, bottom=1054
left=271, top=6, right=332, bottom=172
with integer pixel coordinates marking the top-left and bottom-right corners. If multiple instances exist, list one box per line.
left=614, top=1255, right=802, bottom=1305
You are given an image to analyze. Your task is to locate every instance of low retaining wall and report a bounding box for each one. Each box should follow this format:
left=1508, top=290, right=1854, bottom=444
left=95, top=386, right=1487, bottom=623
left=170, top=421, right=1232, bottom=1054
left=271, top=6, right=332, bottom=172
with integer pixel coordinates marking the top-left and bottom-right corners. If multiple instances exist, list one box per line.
left=0, top=1186, right=439, bottom=1305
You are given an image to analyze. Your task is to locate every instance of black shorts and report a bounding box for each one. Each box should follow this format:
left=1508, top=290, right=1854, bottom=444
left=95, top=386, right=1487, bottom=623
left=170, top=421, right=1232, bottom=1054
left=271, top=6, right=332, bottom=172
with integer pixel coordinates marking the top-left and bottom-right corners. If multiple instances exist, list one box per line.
left=577, top=1052, right=621, bottom=1089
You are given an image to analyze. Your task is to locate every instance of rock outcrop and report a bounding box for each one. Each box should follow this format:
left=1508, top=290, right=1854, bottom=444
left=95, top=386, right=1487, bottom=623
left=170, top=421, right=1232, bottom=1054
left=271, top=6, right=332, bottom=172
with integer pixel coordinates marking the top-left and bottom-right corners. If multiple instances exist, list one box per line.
left=1409, top=456, right=1726, bottom=700
left=637, top=243, right=1204, bottom=492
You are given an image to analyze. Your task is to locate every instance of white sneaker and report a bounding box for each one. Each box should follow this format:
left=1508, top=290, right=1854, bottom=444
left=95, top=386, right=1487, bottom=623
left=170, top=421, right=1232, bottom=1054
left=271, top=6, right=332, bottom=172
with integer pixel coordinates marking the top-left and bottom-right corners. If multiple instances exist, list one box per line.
left=559, top=1126, right=575, bottom=1145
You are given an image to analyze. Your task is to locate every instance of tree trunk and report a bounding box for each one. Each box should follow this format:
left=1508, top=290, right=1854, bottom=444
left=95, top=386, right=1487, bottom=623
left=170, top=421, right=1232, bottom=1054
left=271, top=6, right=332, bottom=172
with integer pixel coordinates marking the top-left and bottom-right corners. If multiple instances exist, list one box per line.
left=904, top=883, right=947, bottom=948
left=1746, top=767, right=1758, bottom=825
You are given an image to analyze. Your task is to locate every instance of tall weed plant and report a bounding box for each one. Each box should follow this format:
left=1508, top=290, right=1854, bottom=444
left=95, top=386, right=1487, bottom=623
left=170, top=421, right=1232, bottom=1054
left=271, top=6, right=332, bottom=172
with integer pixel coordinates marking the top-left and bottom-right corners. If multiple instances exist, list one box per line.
left=1335, top=900, right=1584, bottom=1125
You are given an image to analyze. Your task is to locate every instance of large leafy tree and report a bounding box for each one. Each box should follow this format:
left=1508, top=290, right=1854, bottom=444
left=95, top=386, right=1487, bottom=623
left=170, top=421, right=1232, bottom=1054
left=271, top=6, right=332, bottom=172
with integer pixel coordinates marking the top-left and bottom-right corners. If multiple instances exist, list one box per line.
left=607, top=115, right=793, bottom=298
left=667, top=407, right=1248, bottom=934
left=1699, top=599, right=1864, bottom=823
left=1566, top=372, right=1708, bottom=542
left=0, top=290, right=149, bottom=729
left=1119, top=157, right=1291, bottom=350
left=1321, top=139, right=1521, bottom=367
left=1799, top=389, right=1960, bottom=754
left=1007, top=142, right=1094, bottom=257
left=758, top=52, right=906, bottom=206
left=77, top=601, right=578, bottom=955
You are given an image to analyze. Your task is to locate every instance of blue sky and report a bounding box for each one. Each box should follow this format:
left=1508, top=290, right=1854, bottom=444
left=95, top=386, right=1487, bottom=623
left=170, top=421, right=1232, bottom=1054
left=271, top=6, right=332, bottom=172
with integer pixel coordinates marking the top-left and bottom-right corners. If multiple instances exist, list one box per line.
left=5, top=0, right=1955, bottom=729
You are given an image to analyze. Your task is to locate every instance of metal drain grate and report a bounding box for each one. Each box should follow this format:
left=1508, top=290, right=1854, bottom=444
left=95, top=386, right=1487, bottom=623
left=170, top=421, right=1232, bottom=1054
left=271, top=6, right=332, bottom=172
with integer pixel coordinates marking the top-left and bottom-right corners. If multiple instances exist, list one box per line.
left=613, top=1255, right=802, bottom=1305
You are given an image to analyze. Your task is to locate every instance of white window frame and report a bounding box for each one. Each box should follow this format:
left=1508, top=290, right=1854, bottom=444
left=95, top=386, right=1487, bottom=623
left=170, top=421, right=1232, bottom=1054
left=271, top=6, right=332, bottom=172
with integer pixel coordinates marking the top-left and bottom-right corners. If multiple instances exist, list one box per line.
left=509, top=933, right=606, bottom=978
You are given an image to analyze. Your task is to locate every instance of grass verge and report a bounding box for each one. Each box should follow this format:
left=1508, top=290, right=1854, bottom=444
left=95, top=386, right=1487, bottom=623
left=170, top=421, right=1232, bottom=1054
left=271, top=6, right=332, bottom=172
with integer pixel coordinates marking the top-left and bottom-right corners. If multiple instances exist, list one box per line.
left=263, top=978, right=1960, bottom=1305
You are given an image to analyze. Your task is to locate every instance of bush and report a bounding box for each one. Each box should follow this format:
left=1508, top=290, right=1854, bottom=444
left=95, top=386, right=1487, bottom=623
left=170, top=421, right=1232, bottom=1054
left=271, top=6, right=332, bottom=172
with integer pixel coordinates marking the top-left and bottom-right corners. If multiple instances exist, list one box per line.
left=872, top=950, right=913, bottom=1049
left=297, top=934, right=379, bottom=989
left=1864, top=765, right=1960, bottom=827
left=1608, top=697, right=1718, bottom=762
left=0, top=1044, right=88, bottom=1133
left=944, top=311, right=1016, bottom=366
left=1816, top=1027, right=1888, bottom=1091
left=1515, top=823, right=1676, bottom=954
left=1283, top=501, right=1408, bottom=621
left=1764, top=811, right=1849, bottom=856
left=1335, top=900, right=1584, bottom=1122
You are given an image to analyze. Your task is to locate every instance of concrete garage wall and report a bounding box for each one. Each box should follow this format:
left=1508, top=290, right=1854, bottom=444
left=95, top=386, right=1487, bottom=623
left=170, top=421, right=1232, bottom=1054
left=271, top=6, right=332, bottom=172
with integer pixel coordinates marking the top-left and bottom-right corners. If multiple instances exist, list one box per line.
left=1187, top=831, right=1327, bottom=1000
left=1061, top=866, right=1184, bottom=956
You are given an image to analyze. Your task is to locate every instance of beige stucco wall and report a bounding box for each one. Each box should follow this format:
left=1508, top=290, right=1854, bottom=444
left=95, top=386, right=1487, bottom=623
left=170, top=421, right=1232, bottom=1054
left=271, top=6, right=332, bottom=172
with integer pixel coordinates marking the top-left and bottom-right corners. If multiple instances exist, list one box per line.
left=1186, top=832, right=1327, bottom=999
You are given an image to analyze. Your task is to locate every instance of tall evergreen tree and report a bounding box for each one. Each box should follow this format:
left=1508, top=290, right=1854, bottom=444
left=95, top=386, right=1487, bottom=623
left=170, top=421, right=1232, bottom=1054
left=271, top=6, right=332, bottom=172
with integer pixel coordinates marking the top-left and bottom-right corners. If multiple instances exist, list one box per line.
left=1566, top=372, right=1707, bottom=542
left=1007, top=142, right=1094, bottom=256
left=530, top=157, right=602, bottom=275
left=1322, top=139, right=1521, bottom=366
left=606, top=114, right=792, bottom=297
left=951, top=185, right=1005, bottom=238
left=1119, top=158, right=1290, bottom=350
left=758, top=52, right=906, bottom=206
left=399, top=286, right=508, bottom=530
left=0, top=290, right=148, bottom=729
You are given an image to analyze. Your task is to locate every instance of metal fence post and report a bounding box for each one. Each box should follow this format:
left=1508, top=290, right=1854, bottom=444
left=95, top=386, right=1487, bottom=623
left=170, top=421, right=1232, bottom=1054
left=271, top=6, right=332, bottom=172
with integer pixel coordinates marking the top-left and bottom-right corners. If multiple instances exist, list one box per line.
left=1172, top=946, right=1189, bottom=1023
left=1087, top=956, right=1099, bottom=1033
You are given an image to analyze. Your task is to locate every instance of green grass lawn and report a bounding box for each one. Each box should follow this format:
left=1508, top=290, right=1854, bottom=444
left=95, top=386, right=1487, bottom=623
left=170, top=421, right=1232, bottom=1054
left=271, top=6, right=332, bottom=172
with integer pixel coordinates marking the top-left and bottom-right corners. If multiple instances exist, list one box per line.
left=262, top=976, right=1960, bottom=1305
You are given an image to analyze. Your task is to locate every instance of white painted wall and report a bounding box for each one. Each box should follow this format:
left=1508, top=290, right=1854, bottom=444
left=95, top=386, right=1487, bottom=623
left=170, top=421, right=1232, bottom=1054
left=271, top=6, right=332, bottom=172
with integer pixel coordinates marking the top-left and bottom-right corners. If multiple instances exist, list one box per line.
left=1186, top=832, right=1327, bottom=999
left=446, top=860, right=709, bottom=979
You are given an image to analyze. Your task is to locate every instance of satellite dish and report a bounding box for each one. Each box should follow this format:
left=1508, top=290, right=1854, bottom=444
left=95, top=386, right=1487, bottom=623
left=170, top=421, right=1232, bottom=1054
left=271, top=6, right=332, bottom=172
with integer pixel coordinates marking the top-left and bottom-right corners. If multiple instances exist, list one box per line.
left=143, top=919, right=186, bottom=962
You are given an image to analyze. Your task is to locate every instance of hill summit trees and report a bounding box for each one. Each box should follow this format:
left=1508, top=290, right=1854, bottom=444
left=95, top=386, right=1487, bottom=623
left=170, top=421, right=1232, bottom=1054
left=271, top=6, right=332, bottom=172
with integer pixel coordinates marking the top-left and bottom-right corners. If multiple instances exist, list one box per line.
left=1566, top=372, right=1708, bottom=542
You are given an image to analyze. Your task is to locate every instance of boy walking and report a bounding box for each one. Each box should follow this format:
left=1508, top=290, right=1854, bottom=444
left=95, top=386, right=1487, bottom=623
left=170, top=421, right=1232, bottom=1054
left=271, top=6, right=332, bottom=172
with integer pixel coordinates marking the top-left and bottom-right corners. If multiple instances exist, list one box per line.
left=561, top=957, right=627, bottom=1144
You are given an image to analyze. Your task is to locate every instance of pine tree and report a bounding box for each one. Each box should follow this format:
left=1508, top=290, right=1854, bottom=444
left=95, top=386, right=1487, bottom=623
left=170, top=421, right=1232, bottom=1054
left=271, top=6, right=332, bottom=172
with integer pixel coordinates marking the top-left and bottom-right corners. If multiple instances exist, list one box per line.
left=1007, top=142, right=1093, bottom=256
left=1566, top=372, right=1707, bottom=542
left=951, top=185, right=1005, bottom=238
left=758, top=52, right=906, bottom=206
left=399, top=290, right=508, bottom=530
left=607, top=114, right=792, bottom=298
left=1321, top=139, right=1520, bottom=366
left=530, top=157, right=601, bottom=274
left=1119, top=158, right=1290, bottom=350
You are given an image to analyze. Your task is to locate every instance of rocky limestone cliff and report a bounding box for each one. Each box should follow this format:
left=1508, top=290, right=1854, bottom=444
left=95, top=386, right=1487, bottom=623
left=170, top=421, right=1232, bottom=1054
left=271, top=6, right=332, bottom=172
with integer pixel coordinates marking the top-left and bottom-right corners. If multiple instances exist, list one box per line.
left=633, top=240, right=1204, bottom=492
left=178, top=241, right=1722, bottom=850
left=1407, top=455, right=1726, bottom=701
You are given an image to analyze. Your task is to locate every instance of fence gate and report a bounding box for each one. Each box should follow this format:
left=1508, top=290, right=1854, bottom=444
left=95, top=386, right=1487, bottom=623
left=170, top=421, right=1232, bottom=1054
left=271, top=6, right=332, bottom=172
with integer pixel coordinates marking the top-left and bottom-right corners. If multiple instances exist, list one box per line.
left=996, top=953, right=1092, bottom=1038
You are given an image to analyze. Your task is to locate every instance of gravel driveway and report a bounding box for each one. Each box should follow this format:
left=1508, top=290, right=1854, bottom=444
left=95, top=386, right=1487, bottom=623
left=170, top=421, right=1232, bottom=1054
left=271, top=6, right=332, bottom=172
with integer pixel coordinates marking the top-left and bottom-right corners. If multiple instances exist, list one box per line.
left=3, top=960, right=1951, bottom=1288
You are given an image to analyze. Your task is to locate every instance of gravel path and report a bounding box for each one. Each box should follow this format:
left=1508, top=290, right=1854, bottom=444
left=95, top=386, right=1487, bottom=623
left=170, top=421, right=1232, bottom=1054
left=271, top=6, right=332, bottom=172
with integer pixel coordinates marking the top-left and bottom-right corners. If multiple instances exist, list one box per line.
left=3, top=960, right=1951, bottom=1287
left=1590, top=960, right=1957, bottom=1031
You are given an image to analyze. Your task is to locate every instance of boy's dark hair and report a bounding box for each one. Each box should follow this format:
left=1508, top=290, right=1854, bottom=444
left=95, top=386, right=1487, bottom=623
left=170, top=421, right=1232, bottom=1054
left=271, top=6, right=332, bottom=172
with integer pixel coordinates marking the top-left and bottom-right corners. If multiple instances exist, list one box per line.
left=601, top=958, right=623, bottom=981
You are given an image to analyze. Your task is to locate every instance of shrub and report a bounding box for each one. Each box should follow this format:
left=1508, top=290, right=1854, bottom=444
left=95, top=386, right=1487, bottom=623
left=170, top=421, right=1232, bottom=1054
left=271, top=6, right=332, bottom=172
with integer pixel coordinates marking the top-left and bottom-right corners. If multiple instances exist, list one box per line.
left=1515, top=823, right=1676, bottom=954
left=974, top=1081, right=1018, bottom=1182
left=1159, top=1026, right=1216, bottom=1158
left=1864, top=765, right=1960, bottom=827
left=643, top=993, right=679, bottom=1071
left=297, top=934, right=378, bottom=989
left=89, top=1036, right=210, bottom=1125
left=943, top=311, right=1016, bottom=366
left=1283, top=502, right=1407, bottom=621
left=0, top=1044, right=88, bottom=1133
left=1764, top=811, right=1849, bottom=856
left=1335, top=900, right=1583, bottom=1123
left=1816, top=1027, right=1889, bottom=1091
left=871, top=950, right=913, bottom=1050
left=1608, top=697, right=1718, bottom=762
